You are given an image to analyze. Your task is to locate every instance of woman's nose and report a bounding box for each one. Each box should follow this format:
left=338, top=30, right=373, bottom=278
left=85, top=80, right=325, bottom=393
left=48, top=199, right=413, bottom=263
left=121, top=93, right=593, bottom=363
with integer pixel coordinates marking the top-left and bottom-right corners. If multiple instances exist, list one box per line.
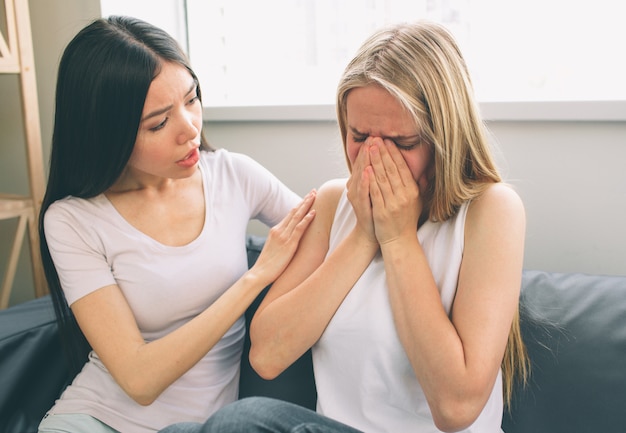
left=366, top=136, right=385, bottom=146
left=177, top=111, right=200, bottom=144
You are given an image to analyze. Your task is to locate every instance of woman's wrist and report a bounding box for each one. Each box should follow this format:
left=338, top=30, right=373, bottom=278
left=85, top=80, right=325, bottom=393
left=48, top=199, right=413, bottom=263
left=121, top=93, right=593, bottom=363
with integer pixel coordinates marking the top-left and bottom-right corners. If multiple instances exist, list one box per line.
left=348, top=227, right=380, bottom=256
left=241, top=267, right=273, bottom=296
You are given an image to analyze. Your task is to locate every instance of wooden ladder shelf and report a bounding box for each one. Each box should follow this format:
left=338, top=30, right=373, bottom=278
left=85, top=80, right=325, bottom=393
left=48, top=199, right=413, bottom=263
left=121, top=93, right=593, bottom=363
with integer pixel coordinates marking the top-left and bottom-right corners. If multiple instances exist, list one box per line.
left=0, top=0, right=48, bottom=308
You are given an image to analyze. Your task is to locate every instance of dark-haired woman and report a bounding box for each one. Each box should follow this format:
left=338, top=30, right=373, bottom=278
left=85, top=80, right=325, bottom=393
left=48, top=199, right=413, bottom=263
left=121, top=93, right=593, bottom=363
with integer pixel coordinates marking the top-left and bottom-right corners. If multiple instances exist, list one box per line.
left=37, top=16, right=315, bottom=433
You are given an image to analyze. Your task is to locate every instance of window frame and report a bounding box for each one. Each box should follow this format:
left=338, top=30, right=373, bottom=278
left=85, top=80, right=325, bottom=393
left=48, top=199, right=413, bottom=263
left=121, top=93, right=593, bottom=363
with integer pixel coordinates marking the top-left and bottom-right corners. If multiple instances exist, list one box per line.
left=203, top=100, right=626, bottom=123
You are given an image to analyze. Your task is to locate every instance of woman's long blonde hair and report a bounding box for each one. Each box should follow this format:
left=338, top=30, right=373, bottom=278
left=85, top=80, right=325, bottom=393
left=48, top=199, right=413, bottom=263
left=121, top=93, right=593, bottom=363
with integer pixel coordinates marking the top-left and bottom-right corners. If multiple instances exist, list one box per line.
left=336, top=21, right=529, bottom=406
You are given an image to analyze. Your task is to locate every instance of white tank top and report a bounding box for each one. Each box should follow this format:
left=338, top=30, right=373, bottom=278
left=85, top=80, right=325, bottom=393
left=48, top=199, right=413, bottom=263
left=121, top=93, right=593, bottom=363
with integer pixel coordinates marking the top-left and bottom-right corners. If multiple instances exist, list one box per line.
left=312, top=188, right=503, bottom=433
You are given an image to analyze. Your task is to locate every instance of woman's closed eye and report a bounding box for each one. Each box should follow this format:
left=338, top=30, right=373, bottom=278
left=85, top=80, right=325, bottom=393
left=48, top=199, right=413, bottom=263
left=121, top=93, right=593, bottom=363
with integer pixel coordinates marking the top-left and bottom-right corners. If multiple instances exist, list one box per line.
left=150, top=118, right=168, bottom=132
left=393, top=140, right=420, bottom=151
left=352, top=134, right=368, bottom=143
left=352, top=134, right=420, bottom=151
left=187, top=92, right=200, bottom=106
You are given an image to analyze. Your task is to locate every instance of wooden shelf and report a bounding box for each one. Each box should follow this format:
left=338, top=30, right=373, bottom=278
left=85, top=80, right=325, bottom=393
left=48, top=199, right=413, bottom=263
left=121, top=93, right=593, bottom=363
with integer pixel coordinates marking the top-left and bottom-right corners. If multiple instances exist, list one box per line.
left=0, top=0, right=48, bottom=308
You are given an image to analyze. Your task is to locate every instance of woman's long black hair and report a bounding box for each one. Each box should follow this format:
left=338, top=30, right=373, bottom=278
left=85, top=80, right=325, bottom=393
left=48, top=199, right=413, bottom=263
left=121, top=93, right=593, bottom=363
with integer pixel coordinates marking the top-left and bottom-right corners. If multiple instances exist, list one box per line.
left=39, top=15, right=213, bottom=378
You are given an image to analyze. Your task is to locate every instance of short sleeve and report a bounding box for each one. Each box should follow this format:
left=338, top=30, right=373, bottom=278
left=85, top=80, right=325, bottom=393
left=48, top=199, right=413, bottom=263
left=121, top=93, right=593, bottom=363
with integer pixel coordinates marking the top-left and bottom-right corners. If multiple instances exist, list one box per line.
left=228, top=152, right=301, bottom=226
left=44, top=200, right=116, bottom=305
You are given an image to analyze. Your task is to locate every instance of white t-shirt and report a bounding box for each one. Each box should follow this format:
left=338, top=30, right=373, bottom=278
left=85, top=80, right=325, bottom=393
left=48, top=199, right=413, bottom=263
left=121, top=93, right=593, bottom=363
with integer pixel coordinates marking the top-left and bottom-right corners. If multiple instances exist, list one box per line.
left=43, top=149, right=300, bottom=433
left=313, top=188, right=504, bottom=433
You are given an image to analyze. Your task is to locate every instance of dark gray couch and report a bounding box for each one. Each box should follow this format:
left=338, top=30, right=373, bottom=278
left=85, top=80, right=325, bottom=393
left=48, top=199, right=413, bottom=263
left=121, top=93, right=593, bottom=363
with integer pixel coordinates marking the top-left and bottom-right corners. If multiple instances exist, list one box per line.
left=1, top=235, right=625, bottom=433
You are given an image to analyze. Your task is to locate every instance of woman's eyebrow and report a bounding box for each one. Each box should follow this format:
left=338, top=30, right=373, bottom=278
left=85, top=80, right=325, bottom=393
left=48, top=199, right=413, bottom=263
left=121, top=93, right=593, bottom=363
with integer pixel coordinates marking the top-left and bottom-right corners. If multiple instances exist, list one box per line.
left=141, top=82, right=197, bottom=122
left=184, top=81, right=197, bottom=97
left=142, top=105, right=172, bottom=123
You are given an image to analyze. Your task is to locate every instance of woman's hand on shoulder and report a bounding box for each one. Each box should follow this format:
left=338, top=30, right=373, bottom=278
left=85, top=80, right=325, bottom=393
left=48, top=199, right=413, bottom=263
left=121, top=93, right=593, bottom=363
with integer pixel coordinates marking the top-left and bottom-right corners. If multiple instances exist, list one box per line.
left=265, top=177, right=347, bottom=279
left=254, top=177, right=346, bottom=309
left=249, top=190, right=317, bottom=286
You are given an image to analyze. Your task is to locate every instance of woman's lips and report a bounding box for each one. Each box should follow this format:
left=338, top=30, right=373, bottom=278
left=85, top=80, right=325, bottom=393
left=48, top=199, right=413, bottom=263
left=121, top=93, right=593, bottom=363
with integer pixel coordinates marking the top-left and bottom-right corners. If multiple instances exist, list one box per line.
left=177, top=147, right=200, bottom=168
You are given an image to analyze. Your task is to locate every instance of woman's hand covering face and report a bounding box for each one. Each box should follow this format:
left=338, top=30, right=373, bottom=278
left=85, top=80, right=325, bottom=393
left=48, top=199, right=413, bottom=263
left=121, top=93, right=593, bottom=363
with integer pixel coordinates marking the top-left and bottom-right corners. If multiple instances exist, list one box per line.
left=366, top=138, right=422, bottom=245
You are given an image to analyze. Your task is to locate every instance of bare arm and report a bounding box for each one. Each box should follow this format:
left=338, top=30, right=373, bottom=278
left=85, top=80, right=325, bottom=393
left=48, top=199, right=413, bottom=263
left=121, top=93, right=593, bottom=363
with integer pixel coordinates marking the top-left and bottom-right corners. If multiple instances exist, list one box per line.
left=70, top=192, right=316, bottom=405
left=369, top=140, right=525, bottom=431
left=249, top=144, right=382, bottom=378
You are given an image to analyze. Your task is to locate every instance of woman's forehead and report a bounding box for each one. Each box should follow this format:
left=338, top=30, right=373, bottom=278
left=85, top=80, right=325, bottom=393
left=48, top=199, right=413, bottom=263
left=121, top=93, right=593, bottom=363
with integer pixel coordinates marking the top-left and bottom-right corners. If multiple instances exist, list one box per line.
left=346, top=85, right=419, bottom=136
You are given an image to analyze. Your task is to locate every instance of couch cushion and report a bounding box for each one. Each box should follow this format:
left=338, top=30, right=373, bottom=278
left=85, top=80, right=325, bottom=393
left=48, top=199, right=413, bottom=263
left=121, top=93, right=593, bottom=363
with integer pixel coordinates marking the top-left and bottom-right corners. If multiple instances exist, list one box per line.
left=0, top=295, right=70, bottom=433
left=503, top=270, right=626, bottom=433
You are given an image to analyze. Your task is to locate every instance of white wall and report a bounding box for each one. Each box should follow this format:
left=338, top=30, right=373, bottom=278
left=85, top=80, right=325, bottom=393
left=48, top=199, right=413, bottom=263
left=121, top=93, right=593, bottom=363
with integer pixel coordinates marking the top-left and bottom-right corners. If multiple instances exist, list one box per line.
left=490, top=121, right=626, bottom=275
left=205, top=119, right=626, bottom=277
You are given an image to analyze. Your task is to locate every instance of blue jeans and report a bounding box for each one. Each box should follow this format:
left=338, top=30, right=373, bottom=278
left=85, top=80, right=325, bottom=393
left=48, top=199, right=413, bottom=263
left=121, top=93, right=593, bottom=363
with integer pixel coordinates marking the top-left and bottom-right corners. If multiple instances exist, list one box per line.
left=159, top=397, right=363, bottom=433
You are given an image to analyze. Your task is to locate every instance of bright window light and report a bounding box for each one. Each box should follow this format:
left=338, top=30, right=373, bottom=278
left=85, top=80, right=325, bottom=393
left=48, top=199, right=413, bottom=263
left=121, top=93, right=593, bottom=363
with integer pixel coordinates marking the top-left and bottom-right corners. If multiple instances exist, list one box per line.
left=102, top=0, right=626, bottom=108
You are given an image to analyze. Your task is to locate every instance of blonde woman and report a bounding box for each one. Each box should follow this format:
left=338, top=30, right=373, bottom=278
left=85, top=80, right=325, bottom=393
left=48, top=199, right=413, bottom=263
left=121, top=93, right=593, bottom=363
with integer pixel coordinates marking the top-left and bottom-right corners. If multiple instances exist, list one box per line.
left=168, top=20, right=529, bottom=433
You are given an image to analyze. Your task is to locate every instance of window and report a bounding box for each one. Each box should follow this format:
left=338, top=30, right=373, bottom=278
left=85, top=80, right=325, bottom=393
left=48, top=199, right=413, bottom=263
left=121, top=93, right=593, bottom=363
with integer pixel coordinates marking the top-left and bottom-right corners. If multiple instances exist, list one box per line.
left=102, top=0, right=626, bottom=119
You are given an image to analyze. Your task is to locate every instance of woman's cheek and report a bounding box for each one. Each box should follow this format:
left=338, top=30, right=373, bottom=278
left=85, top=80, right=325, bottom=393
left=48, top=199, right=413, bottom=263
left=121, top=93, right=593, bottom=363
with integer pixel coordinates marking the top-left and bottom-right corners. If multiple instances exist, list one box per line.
left=346, top=143, right=360, bottom=168
left=400, top=153, right=421, bottom=183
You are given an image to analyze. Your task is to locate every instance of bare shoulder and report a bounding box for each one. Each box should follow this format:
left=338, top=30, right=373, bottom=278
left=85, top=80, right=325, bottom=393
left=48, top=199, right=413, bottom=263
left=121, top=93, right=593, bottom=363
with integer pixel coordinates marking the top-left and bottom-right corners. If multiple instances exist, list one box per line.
left=469, top=183, right=524, bottom=219
left=461, top=184, right=526, bottom=295
left=317, top=178, right=347, bottom=198
left=466, top=183, right=526, bottom=238
left=296, top=178, right=347, bottom=245
left=313, top=178, right=348, bottom=216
